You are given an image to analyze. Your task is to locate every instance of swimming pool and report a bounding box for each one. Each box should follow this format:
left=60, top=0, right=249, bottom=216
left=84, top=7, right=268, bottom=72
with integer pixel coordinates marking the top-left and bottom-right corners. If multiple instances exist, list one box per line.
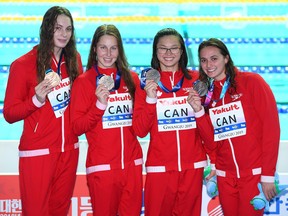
left=0, top=0, right=287, bottom=141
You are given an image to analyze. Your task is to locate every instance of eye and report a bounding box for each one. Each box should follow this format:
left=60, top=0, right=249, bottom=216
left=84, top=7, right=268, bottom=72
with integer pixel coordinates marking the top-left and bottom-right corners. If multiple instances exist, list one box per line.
left=55, top=26, right=61, bottom=31
left=66, top=27, right=72, bottom=32
left=200, top=59, right=206, bottom=63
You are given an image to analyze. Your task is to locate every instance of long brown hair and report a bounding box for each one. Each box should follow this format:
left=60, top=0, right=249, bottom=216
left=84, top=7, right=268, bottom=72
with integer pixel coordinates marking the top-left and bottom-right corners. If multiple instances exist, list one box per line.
left=37, top=6, right=79, bottom=83
left=86, top=24, right=136, bottom=101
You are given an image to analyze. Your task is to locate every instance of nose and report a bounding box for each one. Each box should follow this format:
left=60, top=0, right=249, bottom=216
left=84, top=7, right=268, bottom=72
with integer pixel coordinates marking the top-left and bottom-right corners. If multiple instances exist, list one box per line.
left=61, top=28, right=68, bottom=37
left=106, top=49, right=111, bottom=56
left=166, top=48, right=173, bottom=55
left=206, top=60, right=212, bottom=68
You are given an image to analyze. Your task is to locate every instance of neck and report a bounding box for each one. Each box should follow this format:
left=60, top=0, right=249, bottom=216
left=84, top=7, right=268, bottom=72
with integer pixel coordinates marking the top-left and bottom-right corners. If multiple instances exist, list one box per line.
left=53, top=48, right=62, bottom=62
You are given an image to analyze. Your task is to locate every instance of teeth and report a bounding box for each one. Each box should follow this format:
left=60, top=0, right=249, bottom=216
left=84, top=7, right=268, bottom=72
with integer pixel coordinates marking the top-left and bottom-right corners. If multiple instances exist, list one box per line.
left=207, top=69, right=215, bottom=72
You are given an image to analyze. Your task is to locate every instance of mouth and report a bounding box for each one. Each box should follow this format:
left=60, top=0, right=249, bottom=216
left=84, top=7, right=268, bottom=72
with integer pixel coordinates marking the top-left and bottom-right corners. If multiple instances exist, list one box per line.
left=58, top=39, right=68, bottom=44
left=163, top=57, right=174, bottom=61
left=103, top=58, right=113, bottom=62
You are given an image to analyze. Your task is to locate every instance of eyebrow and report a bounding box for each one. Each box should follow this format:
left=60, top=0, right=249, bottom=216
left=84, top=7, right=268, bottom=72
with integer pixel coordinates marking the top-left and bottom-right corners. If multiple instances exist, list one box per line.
left=55, top=23, right=72, bottom=28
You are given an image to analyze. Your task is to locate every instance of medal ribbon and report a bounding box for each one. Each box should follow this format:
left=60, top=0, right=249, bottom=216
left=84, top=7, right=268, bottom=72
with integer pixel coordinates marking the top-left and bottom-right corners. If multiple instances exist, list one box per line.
left=158, top=76, right=184, bottom=93
left=140, top=68, right=184, bottom=93
left=204, top=76, right=230, bottom=106
left=94, top=64, right=121, bottom=92
left=45, top=50, right=64, bottom=80
left=140, top=67, right=157, bottom=89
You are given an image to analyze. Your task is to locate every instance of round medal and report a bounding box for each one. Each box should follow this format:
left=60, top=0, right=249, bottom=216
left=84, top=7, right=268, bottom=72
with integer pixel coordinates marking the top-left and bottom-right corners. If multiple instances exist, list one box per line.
left=146, top=68, right=160, bottom=83
left=193, top=80, right=208, bottom=97
left=98, top=75, right=114, bottom=91
left=45, top=71, right=61, bottom=87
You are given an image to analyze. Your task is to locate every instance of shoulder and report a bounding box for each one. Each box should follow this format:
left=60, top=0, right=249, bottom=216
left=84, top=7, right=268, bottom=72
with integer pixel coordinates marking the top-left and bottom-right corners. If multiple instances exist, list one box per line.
left=74, top=68, right=95, bottom=87
left=235, top=70, right=270, bottom=91
left=10, top=48, right=37, bottom=75
left=11, top=47, right=37, bottom=67
left=236, top=70, right=266, bottom=83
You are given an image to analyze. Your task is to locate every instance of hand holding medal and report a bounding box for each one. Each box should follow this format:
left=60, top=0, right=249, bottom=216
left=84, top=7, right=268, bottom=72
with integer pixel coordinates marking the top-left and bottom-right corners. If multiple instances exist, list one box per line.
left=98, top=75, right=115, bottom=91
left=145, top=68, right=160, bottom=83
left=193, top=80, right=208, bottom=97
left=44, top=69, right=61, bottom=88
left=140, top=68, right=159, bottom=98
left=187, top=80, right=208, bottom=112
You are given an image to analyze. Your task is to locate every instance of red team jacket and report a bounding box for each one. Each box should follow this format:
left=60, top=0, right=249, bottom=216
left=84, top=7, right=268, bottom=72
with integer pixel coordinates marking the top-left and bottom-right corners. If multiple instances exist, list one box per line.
left=195, top=69, right=280, bottom=181
left=70, top=66, right=143, bottom=172
left=4, top=46, right=83, bottom=153
left=133, top=69, right=210, bottom=173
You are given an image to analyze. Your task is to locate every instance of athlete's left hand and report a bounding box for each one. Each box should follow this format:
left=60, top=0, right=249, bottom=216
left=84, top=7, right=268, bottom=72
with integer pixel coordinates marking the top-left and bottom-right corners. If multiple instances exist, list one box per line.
left=261, top=182, right=277, bottom=201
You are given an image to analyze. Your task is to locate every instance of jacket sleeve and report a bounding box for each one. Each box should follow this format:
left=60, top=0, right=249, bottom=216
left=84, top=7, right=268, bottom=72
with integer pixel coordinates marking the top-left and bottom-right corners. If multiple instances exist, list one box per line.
left=195, top=108, right=219, bottom=152
left=132, top=77, right=157, bottom=138
left=3, top=60, right=40, bottom=123
left=70, top=75, right=105, bottom=136
left=252, top=74, right=280, bottom=182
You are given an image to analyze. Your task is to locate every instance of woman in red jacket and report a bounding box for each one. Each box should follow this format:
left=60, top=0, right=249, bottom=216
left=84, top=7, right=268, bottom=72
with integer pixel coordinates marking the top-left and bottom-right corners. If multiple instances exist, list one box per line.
left=70, top=24, right=143, bottom=216
left=3, top=6, right=83, bottom=216
left=133, top=28, right=211, bottom=216
left=188, top=38, right=280, bottom=216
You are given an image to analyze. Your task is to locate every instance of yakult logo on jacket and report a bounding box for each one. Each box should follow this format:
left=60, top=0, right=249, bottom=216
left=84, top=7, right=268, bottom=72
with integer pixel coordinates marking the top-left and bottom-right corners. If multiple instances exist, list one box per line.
left=211, top=103, right=240, bottom=115
left=52, top=80, right=71, bottom=91
left=159, top=98, right=187, bottom=106
left=108, top=94, right=131, bottom=102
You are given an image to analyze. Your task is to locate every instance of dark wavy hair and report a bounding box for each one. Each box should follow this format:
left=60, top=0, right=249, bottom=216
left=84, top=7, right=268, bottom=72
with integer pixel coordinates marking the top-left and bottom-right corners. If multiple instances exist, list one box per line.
left=198, top=38, right=236, bottom=91
left=151, top=28, right=191, bottom=79
left=37, top=6, right=79, bottom=83
left=86, top=24, right=136, bottom=101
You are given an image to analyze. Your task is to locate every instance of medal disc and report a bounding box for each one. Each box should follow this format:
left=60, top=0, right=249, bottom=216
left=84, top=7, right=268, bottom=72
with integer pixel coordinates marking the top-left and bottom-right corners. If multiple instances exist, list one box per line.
left=45, top=71, right=61, bottom=87
left=194, top=80, right=208, bottom=97
left=98, top=75, right=114, bottom=90
left=146, top=69, right=160, bottom=83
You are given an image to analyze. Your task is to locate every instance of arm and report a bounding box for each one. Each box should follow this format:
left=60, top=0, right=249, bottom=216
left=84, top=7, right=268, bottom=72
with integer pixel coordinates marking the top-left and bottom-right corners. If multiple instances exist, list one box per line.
left=187, top=88, right=218, bottom=151
left=132, top=80, right=158, bottom=138
left=252, top=74, right=280, bottom=199
left=3, top=60, right=52, bottom=123
left=70, top=76, right=106, bottom=136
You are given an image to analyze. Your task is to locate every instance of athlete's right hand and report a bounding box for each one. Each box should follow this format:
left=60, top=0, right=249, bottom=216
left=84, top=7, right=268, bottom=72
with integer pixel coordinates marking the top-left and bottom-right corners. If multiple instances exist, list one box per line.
left=35, top=79, right=54, bottom=103
left=144, top=80, right=158, bottom=98
left=96, top=84, right=110, bottom=105
left=187, top=88, right=202, bottom=112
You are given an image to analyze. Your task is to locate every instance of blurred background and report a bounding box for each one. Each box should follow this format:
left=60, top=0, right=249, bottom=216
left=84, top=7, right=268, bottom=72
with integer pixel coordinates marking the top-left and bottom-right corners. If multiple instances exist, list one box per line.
left=0, top=0, right=287, bottom=140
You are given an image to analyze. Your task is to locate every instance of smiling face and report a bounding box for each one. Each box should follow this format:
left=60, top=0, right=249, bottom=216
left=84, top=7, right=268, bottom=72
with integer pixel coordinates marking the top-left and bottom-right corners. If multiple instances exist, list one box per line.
left=199, top=46, right=229, bottom=81
left=95, top=35, right=119, bottom=69
left=53, top=14, right=72, bottom=55
left=156, top=35, right=183, bottom=72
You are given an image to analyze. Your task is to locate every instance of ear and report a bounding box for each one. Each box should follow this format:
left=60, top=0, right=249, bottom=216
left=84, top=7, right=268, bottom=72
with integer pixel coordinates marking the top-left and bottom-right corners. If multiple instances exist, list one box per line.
left=224, top=55, right=229, bottom=64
